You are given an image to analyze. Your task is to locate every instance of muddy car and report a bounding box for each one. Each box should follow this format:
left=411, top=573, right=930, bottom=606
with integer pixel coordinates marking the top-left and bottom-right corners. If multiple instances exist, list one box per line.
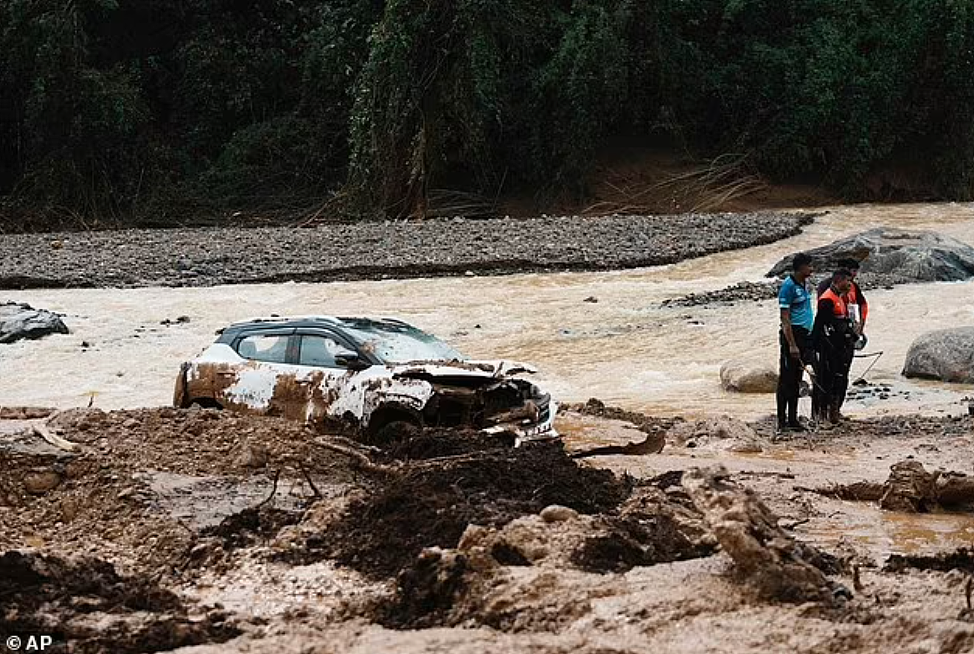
left=173, top=316, right=557, bottom=445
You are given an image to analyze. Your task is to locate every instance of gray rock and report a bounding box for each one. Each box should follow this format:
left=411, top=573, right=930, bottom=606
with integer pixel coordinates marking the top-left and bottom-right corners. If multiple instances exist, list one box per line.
left=767, top=228, right=974, bottom=282
left=24, top=470, right=62, bottom=494
left=0, top=302, right=69, bottom=344
left=540, top=505, right=579, bottom=523
left=720, top=358, right=779, bottom=393
left=235, top=442, right=269, bottom=468
left=903, top=327, right=974, bottom=383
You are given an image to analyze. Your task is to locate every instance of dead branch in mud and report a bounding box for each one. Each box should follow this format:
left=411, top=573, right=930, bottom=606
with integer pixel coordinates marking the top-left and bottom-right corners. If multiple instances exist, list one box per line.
left=299, top=464, right=323, bottom=499
left=31, top=411, right=81, bottom=453
left=571, top=434, right=665, bottom=458
left=311, top=436, right=398, bottom=476
left=311, top=433, right=533, bottom=475
left=257, top=469, right=282, bottom=508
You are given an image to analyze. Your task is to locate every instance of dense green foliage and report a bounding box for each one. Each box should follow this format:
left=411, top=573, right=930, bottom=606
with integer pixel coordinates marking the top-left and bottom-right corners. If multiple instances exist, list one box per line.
left=2, top=0, right=974, bottom=227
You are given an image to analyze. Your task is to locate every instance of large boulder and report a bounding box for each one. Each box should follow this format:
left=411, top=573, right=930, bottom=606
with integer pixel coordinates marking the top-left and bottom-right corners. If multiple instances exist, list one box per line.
left=720, top=358, right=778, bottom=393
left=767, top=228, right=974, bottom=282
left=903, top=327, right=974, bottom=383
left=0, top=302, right=69, bottom=344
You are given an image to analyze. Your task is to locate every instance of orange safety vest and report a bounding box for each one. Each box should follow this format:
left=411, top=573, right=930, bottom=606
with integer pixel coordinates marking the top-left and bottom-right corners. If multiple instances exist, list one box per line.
left=820, top=287, right=849, bottom=318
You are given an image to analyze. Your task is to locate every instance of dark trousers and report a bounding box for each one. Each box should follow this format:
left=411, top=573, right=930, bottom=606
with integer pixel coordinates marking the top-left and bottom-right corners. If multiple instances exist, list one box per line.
left=812, top=337, right=853, bottom=419
left=777, top=326, right=813, bottom=426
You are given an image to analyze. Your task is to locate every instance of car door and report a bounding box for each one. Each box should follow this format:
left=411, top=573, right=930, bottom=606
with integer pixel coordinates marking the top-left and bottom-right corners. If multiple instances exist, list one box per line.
left=291, top=329, right=369, bottom=429
left=217, top=329, right=298, bottom=415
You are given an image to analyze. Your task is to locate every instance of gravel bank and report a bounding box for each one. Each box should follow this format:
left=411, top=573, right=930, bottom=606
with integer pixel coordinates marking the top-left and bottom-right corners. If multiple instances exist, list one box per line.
left=660, top=272, right=919, bottom=308
left=0, top=212, right=812, bottom=289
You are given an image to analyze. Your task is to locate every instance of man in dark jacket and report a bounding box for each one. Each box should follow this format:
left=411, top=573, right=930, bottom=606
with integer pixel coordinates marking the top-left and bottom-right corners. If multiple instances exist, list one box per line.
left=817, top=258, right=868, bottom=337
left=813, top=269, right=857, bottom=424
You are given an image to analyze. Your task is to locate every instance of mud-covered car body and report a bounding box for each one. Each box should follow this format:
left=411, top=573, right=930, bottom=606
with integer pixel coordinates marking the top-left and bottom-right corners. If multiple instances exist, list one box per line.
left=173, top=316, right=557, bottom=444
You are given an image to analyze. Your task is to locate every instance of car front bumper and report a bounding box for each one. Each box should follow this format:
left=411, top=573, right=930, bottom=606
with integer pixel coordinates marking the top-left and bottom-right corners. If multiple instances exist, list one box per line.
left=482, top=401, right=559, bottom=447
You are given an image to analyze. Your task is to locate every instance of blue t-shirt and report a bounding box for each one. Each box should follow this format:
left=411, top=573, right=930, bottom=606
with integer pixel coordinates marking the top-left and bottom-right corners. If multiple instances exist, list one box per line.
left=778, top=275, right=813, bottom=331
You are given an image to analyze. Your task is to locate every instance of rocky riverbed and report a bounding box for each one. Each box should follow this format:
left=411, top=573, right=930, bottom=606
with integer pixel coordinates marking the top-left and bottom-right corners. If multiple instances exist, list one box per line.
left=660, top=272, right=916, bottom=308
left=0, top=212, right=811, bottom=289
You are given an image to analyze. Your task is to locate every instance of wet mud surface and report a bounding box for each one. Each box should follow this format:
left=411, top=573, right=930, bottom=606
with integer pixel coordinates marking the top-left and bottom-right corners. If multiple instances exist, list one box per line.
left=0, top=551, right=237, bottom=653
left=3, top=406, right=974, bottom=653
left=0, top=212, right=810, bottom=289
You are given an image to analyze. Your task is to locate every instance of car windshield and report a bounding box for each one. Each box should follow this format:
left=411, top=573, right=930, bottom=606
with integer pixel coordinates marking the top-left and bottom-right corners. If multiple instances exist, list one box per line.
left=339, top=318, right=465, bottom=364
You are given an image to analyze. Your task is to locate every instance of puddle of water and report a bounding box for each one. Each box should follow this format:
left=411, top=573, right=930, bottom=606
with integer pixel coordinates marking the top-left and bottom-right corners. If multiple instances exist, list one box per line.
left=882, top=512, right=974, bottom=554
left=801, top=503, right=974, bottom=561
left=2, top=202, right=973, bottom=419
left=734, top=444, right=860, bottom=463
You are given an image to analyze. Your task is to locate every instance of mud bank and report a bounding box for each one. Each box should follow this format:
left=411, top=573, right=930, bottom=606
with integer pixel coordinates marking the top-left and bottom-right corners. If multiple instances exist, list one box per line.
left=0, top=212, right=810, bottom=289
left=4, top=407, right=974, bottom=653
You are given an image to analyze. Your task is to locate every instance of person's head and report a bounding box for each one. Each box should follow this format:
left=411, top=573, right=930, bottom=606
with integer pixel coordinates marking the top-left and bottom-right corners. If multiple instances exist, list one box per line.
left=838, top=258, right=861, bottom=279
left=832, top=268, right=852, bottom=294
left=792, top=253, right=813, bottom=280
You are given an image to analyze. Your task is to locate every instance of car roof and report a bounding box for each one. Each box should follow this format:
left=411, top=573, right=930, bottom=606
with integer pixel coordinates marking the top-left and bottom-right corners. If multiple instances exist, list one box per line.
left=220, top=316, right=414, bottom=334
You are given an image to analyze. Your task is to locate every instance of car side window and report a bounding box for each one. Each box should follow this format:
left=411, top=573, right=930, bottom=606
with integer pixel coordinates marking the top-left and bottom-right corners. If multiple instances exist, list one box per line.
left=299, top=335, right=351, bottom=368
left=236, top=334, right=290, bottom=364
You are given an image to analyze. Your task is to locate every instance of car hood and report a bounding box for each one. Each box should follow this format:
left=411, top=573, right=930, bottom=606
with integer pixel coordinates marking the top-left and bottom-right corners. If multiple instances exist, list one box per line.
left=389, top=359, right=537, bottom=380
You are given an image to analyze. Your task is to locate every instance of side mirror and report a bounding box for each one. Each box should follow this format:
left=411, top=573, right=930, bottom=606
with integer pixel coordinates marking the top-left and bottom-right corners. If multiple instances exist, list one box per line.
left=336, top=352, right=370, bottom=371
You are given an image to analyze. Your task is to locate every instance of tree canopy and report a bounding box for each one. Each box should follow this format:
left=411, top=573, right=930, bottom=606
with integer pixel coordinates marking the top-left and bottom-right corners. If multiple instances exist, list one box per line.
left=2, top=0, right=973, bottom=228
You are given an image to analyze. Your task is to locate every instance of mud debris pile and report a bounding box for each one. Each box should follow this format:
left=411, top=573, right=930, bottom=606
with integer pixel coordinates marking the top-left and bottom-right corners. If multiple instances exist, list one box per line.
left=278, top=440, right=633, bottom=577
left=4, top=407, right=974, bottom=653
left=684, top=466, right=844, bottom=603
left=813, top=459, right=974, bottom=513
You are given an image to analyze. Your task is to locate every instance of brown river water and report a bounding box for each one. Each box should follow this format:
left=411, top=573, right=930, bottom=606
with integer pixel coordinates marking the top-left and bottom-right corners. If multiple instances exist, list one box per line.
left=3, top=202, right=973, bottom=419
left=1, top=202, right=973, bottom=419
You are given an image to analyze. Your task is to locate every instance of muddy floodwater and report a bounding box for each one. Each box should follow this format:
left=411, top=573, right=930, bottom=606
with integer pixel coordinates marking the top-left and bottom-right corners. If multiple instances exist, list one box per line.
left=3, top=203, right=973, bottom=420
left=6, top=204, right=974, bottom=654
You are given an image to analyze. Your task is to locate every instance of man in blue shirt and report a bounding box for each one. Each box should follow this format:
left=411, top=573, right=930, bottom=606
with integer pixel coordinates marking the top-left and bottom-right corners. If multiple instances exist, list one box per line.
left=776, top=252, right=815, bottom=432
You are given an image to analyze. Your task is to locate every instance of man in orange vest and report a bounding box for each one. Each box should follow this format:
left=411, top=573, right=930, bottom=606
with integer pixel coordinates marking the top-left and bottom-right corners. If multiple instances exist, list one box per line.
left=817, top=258, right=868, bottom=337
left=812, top=268, right=858, bottom=424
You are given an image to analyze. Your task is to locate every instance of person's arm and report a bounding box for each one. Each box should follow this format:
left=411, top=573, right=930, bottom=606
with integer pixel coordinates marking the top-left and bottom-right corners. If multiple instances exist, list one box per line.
left=781, top=308, right=799, bottom=358
left=778, top=282, right=800, bottom=358
left=856, top=282, right=868, bottom=331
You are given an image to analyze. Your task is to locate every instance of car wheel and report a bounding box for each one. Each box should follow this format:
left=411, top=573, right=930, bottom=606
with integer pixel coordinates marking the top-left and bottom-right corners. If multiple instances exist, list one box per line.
left=372, top=420, right=421, bottom=446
